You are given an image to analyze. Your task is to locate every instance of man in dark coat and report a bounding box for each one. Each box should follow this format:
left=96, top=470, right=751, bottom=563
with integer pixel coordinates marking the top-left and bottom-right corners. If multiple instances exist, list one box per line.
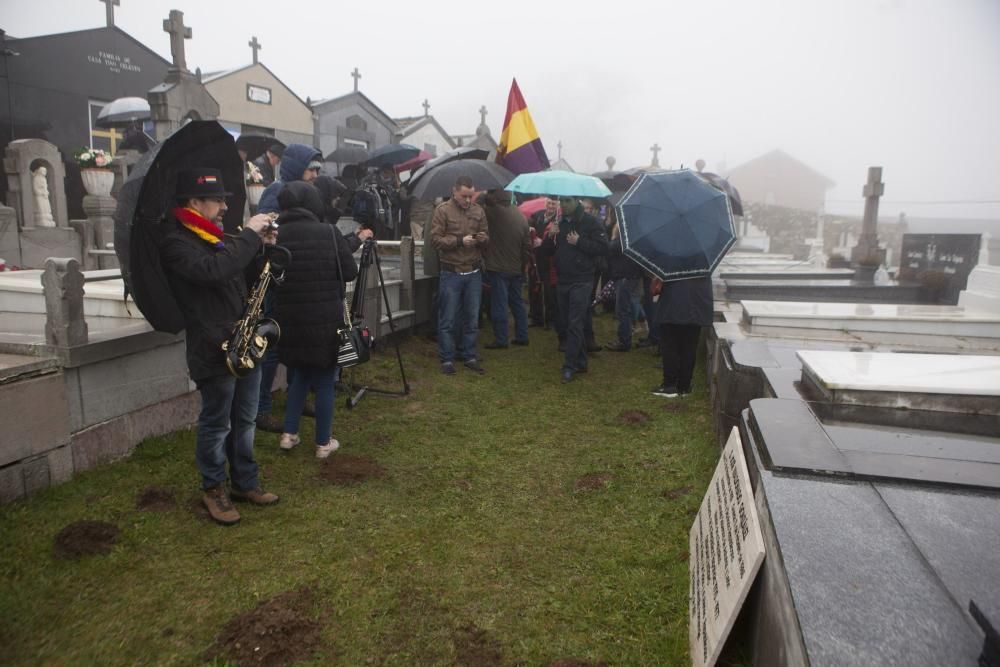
left=651, top=274, right=714, bottom=397
left=159, top=168, right=278, bottom=525
left=604, top=216, right=645, bottom=352
left=252, top=143, right=284, bottom=186
left=482, top=190, right=532, bottom=349
left=541, top=195, right=608, bottom=383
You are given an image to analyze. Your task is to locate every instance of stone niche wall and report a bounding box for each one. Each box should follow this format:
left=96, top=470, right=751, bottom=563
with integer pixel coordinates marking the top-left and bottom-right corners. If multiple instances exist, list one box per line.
left=744, top=202, right=906, bottom=265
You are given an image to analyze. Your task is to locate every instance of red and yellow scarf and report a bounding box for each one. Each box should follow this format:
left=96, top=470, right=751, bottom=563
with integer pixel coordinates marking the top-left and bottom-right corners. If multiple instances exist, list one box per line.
left=173, top=206, right=225, bottom=248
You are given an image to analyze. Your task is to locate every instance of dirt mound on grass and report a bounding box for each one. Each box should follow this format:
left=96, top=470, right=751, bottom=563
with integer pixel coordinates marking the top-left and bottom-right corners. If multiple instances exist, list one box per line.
left=317, top=454, right=386, bottom=485
left=53, top=520, right=120, bottom=559
left=454, top=623, right=503, bottom=666
left=575, top=473, right=612, bottom=490
left=204, top=588, right=322, bottom=667
left=618, top=409, right=652, bottom=425
left=136, top=486, right=176, bottom=511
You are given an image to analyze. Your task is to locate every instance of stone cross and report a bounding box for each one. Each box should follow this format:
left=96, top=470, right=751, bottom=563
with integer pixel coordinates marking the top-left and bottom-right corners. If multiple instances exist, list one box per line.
left=162, top=10, right=192, bottom=72
left=650, top=143, right=661, bottom=167
left=557, top=141, right=563, bottom=160
left=100, top=0, right=119, bottom=28
left=850, top=166, right=886, bottom=275
left=248, top=36, right=261, bottom=64
left=422, top=99, right=430, bottom=117
left=351, top=67, right=361, bottom=92
left=479, top=105, right=488, bottom=126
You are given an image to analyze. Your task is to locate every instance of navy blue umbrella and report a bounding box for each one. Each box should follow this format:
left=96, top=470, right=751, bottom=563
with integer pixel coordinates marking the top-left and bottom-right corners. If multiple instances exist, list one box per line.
left=616, top=169, right=735, bottom=281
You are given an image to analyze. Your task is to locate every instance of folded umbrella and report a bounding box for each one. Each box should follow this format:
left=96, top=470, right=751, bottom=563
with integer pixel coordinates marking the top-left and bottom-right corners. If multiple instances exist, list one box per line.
left=506, top=170, right=612, bottom=198
left=95, top=97, right=151, bottom=128
left=113, top=121, right=247, bottom=332
left=616, top=169, right=735, bottom=282
left=406, top=146, right=490, bottom=187
left=363, top=143, right=420, bottom=169
left=236, top=133, right=283, bottom=163
left=409, top=159, right=514, bottom=201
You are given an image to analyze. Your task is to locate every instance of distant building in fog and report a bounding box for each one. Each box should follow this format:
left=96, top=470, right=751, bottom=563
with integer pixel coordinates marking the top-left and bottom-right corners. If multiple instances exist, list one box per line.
left=725, top=149, right=835, bottom=212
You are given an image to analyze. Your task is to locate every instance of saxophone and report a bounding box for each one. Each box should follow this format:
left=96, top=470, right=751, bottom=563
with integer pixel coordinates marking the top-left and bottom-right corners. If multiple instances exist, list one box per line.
left=222, top=245, right=287, bottom=378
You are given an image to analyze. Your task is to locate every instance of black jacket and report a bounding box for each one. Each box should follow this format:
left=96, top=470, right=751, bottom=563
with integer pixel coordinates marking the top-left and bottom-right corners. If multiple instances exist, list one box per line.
left=252, top=153, right=276, bottom=186
left=541, top=205, right=608, bottom=284
left=272, top=202, right=358, bottom=369
left=159, top=213, right=263, bottom=383
left=607, top=235, right=643, bottom=280
left=654, top=275, right=714, bottom=327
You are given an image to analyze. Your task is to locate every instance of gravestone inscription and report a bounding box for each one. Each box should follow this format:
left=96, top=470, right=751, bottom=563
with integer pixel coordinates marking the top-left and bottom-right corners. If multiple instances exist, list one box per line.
left=689, top=428, right=766, bottom=667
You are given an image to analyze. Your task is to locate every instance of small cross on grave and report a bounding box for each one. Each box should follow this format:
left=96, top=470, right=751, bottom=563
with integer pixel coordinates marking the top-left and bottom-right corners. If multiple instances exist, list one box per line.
left=351, top=67, right=361, bottom=92
left=162, top=9, right=192, bottom=72
left=422, top=99, right=430, bottom=117
left=850, top=166, right=885, bottom=269
left=479, top=105, right=488, bottom=126
left=100, top=0, right=119, bottom=28
left=248, top=36, right=262, bottom=64
left=650, top=143, right=661, bottom=167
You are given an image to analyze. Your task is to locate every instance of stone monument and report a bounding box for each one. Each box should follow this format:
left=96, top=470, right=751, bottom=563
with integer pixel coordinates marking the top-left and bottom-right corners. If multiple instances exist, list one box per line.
left=32, top=167, right=56, bottom=227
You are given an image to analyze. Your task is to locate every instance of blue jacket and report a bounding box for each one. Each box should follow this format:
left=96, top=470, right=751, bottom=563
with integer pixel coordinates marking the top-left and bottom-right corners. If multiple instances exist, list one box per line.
left=257, top=144, right=321, bottom=214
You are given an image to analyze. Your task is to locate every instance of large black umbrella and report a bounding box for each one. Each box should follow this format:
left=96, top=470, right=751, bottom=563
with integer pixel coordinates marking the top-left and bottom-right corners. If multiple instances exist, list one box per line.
left=324, top=145, right=370, bottom=164
left=236, top=133, right=283, bottom=163
left=696, top=171, right=744, bottom=217
left=591, top=170, right=634, bottom=192
left=95, top=97, right=151, bottom=128
left=408, top=159, right=515, bottom=201
left=113, top=121, right=246, bottom=333
left=615, top=169, right=736, bottom=282
left=406, top=146, right=490, bottom=188
left=363, top=143, right=420, bottom=169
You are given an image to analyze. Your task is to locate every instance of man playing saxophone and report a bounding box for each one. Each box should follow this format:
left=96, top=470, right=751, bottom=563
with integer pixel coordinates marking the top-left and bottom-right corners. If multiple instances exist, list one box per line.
left=160, top=168, right=280, bottom=526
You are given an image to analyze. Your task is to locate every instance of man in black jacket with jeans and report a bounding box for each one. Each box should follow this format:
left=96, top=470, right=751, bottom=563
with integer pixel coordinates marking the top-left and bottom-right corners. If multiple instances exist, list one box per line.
left=542, top=196, right=608, bottom=383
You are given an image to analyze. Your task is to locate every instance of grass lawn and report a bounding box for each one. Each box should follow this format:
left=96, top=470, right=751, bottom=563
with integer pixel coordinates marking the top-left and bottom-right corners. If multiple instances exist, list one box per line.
left=0, top=315, right=721, bottom=666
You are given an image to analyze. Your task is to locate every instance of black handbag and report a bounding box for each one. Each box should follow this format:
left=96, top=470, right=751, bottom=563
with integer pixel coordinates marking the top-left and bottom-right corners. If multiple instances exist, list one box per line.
left=330, top=225, right=374, bottom=368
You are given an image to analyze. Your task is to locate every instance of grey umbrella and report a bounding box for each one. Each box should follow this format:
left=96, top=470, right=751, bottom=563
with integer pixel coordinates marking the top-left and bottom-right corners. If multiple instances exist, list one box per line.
left=324, top=145, right=370, bottom=164
left=409, top=159, right=514, bottom=201
left=406, top=146, right=490, bottom=187
left=95, top=97, right=151, bottom=128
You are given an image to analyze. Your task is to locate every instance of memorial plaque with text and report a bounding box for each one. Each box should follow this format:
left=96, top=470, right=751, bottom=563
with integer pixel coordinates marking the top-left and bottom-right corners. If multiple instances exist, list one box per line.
left=689, top=428, right=765, bottom=667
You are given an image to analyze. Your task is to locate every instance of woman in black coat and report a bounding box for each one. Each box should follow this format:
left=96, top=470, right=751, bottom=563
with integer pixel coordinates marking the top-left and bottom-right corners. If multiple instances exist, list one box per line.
left=652, top=274, right=713, bottom=398
left=271, top=182, right=358, bottom=458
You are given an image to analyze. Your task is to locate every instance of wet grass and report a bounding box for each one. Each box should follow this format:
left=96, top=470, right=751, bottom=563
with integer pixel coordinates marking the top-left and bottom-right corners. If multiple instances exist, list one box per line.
left=0, top=314, right=720, bottom=665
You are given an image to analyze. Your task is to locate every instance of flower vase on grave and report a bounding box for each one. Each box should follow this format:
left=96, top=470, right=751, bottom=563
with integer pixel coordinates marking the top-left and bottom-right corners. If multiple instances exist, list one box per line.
left=80, top=168, right=115, bottom=197
left=246, top=183, right=265, bottom=207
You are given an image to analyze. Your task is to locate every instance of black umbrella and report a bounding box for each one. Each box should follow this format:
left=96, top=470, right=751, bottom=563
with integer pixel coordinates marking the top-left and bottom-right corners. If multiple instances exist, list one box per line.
left=324, top=145, right=370, bottom=164
left=113, top=121, right=247, bottom=333
left=363, top=143, right=420, bottom=169
left=95, top=97, right=151, bottom=128
left=409, top=159, right=515, bottom=201
left=406, top=146, right=490, bottom=188
left=591, top=170, right=634, bottom=192
left=236, top=133, right=283, bottom=163
left=696, top=171, right=744, bottom=217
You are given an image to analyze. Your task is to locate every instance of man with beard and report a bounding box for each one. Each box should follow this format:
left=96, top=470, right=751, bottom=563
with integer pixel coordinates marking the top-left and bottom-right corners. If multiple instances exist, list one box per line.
left=159, top=168, right=279, bottom=525
left=430, top=176, right=489, bottom=375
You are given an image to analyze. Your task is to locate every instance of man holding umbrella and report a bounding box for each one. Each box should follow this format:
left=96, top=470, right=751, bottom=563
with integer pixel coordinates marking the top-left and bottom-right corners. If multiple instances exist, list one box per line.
left=160, top=168, right=280, bottom=526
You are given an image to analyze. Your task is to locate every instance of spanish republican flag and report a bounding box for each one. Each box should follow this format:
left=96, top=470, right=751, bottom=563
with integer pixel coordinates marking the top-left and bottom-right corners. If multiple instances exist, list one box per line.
left=496, top=78, right=550, bottom=175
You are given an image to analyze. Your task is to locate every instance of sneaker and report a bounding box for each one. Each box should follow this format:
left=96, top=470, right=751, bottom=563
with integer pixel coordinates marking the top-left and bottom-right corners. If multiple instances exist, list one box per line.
left=604, top=340, right=630, bottom=352
left=561, top=368, right=575, bottom=383
left=441, top=362, right=456, bottom=375
left=203, top=485, right=240, bottom=525
left=279, top=432, right=301, bottom=451
left=230, top=487, right=280, bottom=506
left=255, top=413, right=283, bottom=433
left=464, top=358, right=485, bottom=374
left=316, top=439, right=340, bottom=459
left=651, top=385, right=681, bottom=398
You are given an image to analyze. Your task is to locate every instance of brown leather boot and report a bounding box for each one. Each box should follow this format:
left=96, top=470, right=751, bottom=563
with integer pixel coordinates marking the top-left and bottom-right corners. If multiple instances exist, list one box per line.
left=203, top=485, right=240, bottom=525
left=230, top=487, right=280, bottom=506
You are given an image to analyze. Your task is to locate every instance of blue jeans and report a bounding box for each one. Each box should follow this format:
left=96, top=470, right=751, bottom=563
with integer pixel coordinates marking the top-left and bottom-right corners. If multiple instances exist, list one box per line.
left=284, top=366, right=337, bottom=445
left=438, top=270, right=482, bottom=363
left=486, top=271, right=528, bottom=346
left=557, top=281, right=591, bottom=372
left=615, top=277, right=641, bottom=346
left=196, top=367, right=262, bottom=492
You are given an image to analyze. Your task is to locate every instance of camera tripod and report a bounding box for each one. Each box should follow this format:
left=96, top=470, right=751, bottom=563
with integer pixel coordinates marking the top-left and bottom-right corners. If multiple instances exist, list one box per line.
left=343, top=237, right=410, bottom=408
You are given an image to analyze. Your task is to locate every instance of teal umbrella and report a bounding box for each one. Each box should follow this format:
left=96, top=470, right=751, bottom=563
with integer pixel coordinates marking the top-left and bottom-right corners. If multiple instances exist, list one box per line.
left=506, top=170, right=612, bottom=198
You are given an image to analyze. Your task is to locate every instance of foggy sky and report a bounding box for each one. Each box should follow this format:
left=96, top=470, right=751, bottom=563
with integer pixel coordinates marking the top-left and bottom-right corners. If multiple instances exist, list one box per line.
left=3, top=0, right=999, bottom=222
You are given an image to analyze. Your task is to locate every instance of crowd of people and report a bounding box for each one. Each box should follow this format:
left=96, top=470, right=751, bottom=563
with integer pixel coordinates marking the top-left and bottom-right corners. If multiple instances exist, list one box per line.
left=158, top=145, right=712, bottom=525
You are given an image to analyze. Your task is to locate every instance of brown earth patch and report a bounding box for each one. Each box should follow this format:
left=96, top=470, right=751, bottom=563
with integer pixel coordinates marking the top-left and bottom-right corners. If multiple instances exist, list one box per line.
left=618, top=409, right=652, bottom=425
left=575, top=473, right=612, bottom=491
left=204, top=588, right=321, bottom=667
left=370, top=432, right=392, bottom=446
left=454, top=623, right=503, bottom=666
left=662, top=485, right=694, bottom=500
left=404, top=401, right=425, bottom=415
left=53, top=520, right=120, bottom=560
left=454, top=478, right=473, bottom=491
left=317, top=454, right=386, bottom=486
left=550, top=659, right=610, bottom=667
left=661, top=403, right=687, bottom=413
left=136, top=486, right=176, bottom=512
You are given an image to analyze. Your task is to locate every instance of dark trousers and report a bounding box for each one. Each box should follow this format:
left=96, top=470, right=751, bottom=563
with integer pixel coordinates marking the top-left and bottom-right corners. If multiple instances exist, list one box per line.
left=528, top=267, right=545, bottom=325
left=557, top=281, right=591, bottom=371
left=659, top=323, right=702, bottom=392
